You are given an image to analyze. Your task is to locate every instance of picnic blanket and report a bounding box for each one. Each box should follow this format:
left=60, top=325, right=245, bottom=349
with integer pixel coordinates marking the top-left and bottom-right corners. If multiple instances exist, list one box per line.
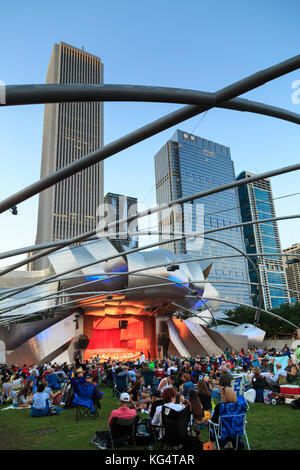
left=1, top=405, right=30, bottom=411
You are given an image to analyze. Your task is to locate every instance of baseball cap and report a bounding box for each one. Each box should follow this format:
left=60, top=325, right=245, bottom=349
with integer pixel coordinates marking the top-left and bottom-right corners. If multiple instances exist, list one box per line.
left=120, top=392, right=130, bottom=402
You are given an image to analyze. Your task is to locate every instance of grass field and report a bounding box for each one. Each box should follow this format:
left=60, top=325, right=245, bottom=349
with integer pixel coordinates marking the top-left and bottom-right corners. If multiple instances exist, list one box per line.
left=0, top=385, right=299, bottom=451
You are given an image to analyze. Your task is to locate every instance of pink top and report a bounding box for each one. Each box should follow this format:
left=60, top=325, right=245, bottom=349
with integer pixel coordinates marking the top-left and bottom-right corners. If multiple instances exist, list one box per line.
left=108, top=406, right=137, bottom=427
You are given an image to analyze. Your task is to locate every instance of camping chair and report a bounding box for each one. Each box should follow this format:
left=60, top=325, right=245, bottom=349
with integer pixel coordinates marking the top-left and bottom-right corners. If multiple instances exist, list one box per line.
left=113, top=373, right=128, bottom=398
left=155, top=405, right=191, bottom=449
left=232, top=378, right=245, bottom=397
left=105, top=368, right=115, bottom=388
left=73, top=383, right=99, bottom=421
left=110, top=416, right=139, bottom=448
left=141, top=370, right=156, bottom=391
left=208, top=401, right=250, bottom=450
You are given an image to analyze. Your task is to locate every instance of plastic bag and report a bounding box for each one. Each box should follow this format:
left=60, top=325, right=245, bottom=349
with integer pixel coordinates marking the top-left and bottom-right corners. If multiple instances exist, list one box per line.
left=244, top=388, right=256, bottom=403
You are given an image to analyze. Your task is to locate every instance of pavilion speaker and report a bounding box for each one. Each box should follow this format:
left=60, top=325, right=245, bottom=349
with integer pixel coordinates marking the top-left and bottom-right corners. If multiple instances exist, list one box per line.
left=119, top=320, right=128, bottom=329
left=76, top=334, right=90, bottom=350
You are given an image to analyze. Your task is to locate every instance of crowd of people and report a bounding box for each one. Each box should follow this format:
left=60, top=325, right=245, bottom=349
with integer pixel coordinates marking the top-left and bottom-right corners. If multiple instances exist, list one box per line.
left=1, top=343, right=300, bottom=448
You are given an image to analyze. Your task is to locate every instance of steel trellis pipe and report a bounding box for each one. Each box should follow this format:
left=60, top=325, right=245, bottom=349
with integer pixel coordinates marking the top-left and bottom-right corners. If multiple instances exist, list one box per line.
left=2, top=84, right=300, bottom=125
left=1, top=54, right=300, bottom=214
left=0, top=213, right=299, bottom=303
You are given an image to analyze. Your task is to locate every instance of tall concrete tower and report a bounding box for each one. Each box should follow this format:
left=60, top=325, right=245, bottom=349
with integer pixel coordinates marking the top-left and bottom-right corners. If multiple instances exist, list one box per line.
left=35, top=42, right=104, bottom=269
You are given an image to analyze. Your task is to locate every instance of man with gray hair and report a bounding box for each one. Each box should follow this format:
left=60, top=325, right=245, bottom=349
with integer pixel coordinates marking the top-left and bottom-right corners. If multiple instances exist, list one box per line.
left=266, top=362, right=287, bottom=389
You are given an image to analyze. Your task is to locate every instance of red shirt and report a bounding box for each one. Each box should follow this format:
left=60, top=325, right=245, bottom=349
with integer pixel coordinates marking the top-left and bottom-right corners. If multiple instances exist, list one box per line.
left=155, top=369, right=165, bottom=380
left=108, top=407, right=137, bottom=427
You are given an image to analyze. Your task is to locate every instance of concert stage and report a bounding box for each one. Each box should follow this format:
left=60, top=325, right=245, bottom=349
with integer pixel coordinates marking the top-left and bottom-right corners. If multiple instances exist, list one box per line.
left=83, top=315, right=157, bottom=362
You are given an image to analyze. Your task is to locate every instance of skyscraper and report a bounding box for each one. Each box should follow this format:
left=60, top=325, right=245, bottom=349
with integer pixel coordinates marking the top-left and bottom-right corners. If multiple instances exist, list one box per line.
left=154, top=129, right=252, bottom=315
left=237, top=171, right=290, bottom=310
left=283, top=243, right=300, bottom=303
left=35, top=42, right=104, bottom=269
left=103, top=192, right=138, bottom=252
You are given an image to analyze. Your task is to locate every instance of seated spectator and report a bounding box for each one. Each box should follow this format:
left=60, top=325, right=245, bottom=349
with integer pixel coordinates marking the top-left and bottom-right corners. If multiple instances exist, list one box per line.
left=11, top=373, right=23, bottom=393
left=197, top=379, right=212, bottom=411
left=31, top=383, right=50, bottom=417
left=211, top=363, right=233, bottom=402
left=251, top=366, right=266, bottom=388
left=108, top=392, right=136, bottom=427
left=266, top=363, right=287, bottom=388
left=180, top=373, right=196, bottom=399
left=251, top=366, right=266, bottom=402
left=46, top=369, right=62, bottom=390
left=127, top=367, right=137, bottom=383
left=129, top=377, right=143, bottom=410
left=190, top=364, right=202, bottom=383
left=26, top=370, right=38, bottom=393
left=187, top=390, right=204, bottom=436
left=154, top=363, right=165, bottom=383
left=157, top=374, right=176, bottom=394
left=149, top=390, right=163, bottom=420
left=151, top=387, right=185, bottom=435
left=210, top=386, right=243, bottom=449
left=285, top=359, right=298, bottom=383
left=13, top=380, right=34, bottom=408
left=261, top=358, right=273, bottom=373
left=1, top=377, right=13, bottom=403
left=70, top=369, right=86, bottom=393
left=219, top=363, right=234, bottom=387
left=166, top=361, right=178, bottom=376
left=84, top=373, right=104, bottom=405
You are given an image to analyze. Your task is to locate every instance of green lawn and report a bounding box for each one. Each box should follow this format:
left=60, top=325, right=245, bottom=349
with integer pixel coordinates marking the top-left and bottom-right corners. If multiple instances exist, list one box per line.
left=0, top=385, right=299, bottom=450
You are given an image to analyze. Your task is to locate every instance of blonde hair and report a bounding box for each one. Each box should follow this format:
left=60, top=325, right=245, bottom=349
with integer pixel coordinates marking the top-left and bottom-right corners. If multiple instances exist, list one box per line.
left=253, top=366, right=261, bottom=375
left=221, top=387, right=237, bottom=403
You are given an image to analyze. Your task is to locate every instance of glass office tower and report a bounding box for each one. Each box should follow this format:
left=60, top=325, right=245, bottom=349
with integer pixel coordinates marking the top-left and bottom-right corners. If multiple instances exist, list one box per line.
left=155, top=129, right=252, bottom=315
left=237, top=171, right=290, bottom=310
left=103, top=192, right=138, bottom=252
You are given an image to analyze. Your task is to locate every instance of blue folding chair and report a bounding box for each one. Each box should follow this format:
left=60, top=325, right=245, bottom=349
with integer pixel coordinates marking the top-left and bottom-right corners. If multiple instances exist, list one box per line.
left=208, top=401, right=250, bottom=450
left=73, top=383, right=99, bottom=421
left=113, top=373, right=128, bottom=398
left=232, top=377, right=245, bottom=397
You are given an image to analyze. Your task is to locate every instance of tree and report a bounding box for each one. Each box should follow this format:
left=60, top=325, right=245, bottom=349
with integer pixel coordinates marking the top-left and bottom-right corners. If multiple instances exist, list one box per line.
left=221, top=302, right=300, bottom=338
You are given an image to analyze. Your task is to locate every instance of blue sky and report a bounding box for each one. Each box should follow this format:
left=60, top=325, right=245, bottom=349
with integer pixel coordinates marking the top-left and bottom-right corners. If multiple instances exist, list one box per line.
left=0, top=0, right=299, bottom=268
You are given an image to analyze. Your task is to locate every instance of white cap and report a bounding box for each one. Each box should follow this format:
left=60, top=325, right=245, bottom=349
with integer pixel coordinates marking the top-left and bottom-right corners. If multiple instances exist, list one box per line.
left=120, top=392, right=130, bottom=402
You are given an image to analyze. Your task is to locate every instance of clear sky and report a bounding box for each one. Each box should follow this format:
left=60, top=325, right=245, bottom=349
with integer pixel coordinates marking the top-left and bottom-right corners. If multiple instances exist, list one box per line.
left=0, top=0, right=299, bottom=269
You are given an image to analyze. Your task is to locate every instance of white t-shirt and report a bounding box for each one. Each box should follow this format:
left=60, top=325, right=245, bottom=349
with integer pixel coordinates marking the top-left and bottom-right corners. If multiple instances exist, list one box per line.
left=273, top=368, right=287, bottom=382
left=139, top=354, right=146, bottom=364
left=167, top=366, right=178, bottom=376
left=158, top=378, right=173, bottom=393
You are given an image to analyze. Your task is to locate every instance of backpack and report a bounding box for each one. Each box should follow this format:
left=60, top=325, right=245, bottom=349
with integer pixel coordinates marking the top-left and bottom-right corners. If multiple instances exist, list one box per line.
left=91, top=431, right=112, bottom=449
left=263, top=390, right=272, bottom=404
left=135, top=418, right=152, bottom=445
left=182, top=435, right=203, bottom=451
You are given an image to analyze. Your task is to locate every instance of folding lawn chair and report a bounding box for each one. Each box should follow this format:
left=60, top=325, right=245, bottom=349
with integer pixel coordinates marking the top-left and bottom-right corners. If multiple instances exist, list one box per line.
left=73, top=383, right=99, bottom=421
left=110, top=416, right=139, bottom=448
left=113, top=373, right=128, bottom=398
left=208, top=401, right=250, bottom=450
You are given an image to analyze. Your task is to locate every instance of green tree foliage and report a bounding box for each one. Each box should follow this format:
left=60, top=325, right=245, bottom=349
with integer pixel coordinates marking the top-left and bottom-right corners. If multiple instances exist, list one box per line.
left=221, top=302, right=300, bottom=338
